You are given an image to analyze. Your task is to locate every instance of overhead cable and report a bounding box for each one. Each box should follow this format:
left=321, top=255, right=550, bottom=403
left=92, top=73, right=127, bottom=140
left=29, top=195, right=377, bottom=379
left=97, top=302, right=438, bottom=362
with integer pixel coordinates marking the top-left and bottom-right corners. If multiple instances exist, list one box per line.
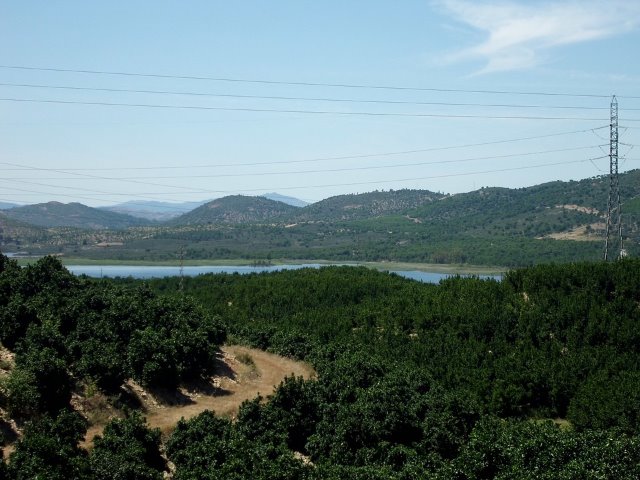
left=0, top=82, right=626, bottom=111
left=0, top=127, right=608, bottom=172
left=0, top=64, right=619, bottom=98
left=0, top=155, right=611, bottom=198
left=0, top=97, right=622, bottom=121
left=1, top=145, right=607, bottom=181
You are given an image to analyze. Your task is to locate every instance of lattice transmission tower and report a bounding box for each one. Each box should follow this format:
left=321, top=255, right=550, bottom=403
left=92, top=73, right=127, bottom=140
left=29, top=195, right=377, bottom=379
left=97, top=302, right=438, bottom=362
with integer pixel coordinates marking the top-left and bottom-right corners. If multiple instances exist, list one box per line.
left=603, top=95, right=625, bottom=260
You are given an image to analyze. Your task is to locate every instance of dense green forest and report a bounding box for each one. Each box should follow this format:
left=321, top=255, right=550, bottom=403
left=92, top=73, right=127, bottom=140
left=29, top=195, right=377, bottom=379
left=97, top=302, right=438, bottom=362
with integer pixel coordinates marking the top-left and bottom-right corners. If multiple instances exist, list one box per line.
left=0, top=254, right=639, bottom=478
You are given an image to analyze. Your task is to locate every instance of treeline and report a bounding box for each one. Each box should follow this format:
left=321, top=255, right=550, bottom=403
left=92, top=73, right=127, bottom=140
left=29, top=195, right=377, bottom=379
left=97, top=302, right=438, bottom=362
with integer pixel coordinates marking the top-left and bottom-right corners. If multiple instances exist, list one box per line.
left=53, top=223, right=610, bottom=267
left=1, top=255, right=640, bottom=477
left=10, top=206, right=628, bottom=268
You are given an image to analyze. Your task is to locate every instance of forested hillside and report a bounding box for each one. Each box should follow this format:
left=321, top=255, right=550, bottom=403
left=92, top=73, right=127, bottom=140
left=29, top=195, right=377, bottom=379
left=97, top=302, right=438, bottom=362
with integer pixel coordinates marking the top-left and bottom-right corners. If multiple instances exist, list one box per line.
left=2, top=202, right=152, bottom=229
left=169, top=195, right=299, bottom=225
left=1, top=254, right=636, bottom=478
left=0, top=213, right=50, bottom=247
left=4, top=171, right=640, bottom=267
left=290, top=189, right=444, bottom=221
left=413, top=170, right=640, bottom=240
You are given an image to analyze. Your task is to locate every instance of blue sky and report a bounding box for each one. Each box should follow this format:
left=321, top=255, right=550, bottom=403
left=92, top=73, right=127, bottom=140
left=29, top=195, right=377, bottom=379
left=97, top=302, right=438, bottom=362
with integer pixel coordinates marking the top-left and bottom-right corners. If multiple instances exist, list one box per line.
left=1, top=1, right=639, bottom=206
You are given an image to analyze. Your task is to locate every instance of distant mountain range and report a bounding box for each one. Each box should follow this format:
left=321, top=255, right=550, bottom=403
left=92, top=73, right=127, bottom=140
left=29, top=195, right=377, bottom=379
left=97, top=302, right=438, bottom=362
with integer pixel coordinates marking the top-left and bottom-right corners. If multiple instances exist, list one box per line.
left=3, top=173, right=640, bottom=233
left=0, top=202, right=19, bottom=210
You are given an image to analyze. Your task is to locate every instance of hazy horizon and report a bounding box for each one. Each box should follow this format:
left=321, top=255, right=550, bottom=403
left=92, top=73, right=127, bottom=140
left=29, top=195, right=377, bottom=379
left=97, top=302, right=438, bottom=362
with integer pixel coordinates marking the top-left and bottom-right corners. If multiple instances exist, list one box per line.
left=2, top=1, right=639, bottom=207
left=0, top=166, right=627, bottom=210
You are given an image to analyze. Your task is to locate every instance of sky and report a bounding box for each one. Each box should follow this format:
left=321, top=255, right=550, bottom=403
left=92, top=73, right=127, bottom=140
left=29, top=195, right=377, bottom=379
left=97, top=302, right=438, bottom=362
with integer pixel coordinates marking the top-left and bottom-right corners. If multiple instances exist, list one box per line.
left=1, top=0, right=640, bottom=207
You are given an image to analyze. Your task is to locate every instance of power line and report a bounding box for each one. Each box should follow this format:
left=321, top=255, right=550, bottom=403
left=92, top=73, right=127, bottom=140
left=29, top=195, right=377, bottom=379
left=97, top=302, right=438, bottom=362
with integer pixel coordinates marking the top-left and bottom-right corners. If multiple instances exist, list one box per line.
left=0, top=127, right=608, bottom=172
left=0, top=160, right=217, bottom=197
left=0, top=184, right=142, bottom=205
left=0, top=64, right=619, bottom=98
left=0, top=178, right=204, bottom=211
left=0, top=155, right=611, bottom=199
left=0, top=97, right=621, bottom=121
left=1, top=145, right=607, bottom=181
left=0, top=188, right=195, bottom=212
left=0, top=181, right=208, bottom=214
left=0, top=130, right=609, bottom=206
left=0, top=82, right=625, bottom=111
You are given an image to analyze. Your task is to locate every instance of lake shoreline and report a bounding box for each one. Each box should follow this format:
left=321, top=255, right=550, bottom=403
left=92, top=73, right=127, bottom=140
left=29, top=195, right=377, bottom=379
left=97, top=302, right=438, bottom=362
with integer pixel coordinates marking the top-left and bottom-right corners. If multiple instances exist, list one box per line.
left=14, top=256, right=505, bottom=275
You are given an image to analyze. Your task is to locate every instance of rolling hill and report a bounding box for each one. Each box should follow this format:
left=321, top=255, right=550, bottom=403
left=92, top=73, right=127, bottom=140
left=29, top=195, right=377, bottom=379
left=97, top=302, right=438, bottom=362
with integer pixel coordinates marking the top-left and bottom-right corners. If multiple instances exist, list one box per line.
left=2, top=202, right=152, bottom=229
left=291, top=189, right=445, bottom=222
left=410, top=170, right=640, bottom=240
left=5, top=170, right=640, bottom=267
left=169, top=195, right=300, bottom=225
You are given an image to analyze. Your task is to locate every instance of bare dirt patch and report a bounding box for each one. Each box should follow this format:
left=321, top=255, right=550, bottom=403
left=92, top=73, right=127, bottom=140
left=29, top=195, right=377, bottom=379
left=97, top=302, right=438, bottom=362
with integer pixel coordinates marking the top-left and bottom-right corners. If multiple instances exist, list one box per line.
left=555, top=204, right=600, bottom=215
left=0, top=347, right=15, bottom=373
left=543, top=224, right=603, bottom=242
left=0, top=347, right=18, bottom=459
left=82, top=345, right=315, bottom=447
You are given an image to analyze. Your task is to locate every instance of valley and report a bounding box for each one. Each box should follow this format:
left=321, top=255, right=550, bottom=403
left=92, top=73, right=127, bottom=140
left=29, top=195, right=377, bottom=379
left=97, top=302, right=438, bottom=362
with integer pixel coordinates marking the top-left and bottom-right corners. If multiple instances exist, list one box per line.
left=2, top=170, right=639, bottom=267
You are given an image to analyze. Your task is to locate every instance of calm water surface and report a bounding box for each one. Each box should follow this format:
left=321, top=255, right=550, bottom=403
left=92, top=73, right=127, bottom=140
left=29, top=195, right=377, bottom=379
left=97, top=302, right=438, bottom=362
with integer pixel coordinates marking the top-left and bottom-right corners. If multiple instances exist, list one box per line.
left=66, top=264, right=499, bottom=283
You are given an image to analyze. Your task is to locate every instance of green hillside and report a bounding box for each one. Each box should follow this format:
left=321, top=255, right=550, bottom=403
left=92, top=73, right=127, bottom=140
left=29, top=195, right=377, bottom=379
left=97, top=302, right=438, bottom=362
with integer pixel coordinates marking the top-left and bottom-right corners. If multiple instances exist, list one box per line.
left=4, top=171, right=640, bottom=267
left=2, top=202, right=152, bottom=230
left=170, top=195, right=299, bottom=225
left=410, top=170, right=640, bottom=241
left=292, top=189, right=445, bottom=222
left=0, top=212, right=48, bottom=247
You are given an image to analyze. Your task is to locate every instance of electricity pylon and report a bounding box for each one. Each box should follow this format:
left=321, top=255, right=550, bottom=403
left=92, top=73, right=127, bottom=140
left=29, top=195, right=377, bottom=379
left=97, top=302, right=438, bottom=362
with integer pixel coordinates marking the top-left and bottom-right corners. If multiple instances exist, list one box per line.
left=603, top=95, right=625, bottom=260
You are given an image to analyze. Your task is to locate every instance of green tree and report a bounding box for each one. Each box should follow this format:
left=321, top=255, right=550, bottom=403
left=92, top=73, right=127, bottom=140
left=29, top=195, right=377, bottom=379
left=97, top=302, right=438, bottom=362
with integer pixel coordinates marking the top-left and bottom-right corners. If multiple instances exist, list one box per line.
left=13, top=347, right=72, bottom=414
left=2, top=367, right=39, bottom=419
left=90, top=412, right=165, bottom=480
left=126, top=327, right=179, bottom=388
left=7, top=411, right=91, bottom=480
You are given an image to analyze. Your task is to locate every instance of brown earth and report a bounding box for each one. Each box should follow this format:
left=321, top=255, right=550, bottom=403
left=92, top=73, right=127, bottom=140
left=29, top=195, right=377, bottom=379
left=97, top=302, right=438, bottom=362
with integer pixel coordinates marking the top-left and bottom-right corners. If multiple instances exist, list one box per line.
left=81, top=345, right=315, bottom=448
left=543, top=223, right=604, bottom=241
left=555, top=204, right=600, bottom=215
left=0, top=348, right=17, bottom=460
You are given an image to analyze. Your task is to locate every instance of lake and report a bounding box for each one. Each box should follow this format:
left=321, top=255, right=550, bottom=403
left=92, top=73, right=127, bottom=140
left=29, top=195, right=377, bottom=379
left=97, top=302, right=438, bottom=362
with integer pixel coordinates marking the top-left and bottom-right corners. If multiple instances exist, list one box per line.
left=66, top=264, right=500, bottom=284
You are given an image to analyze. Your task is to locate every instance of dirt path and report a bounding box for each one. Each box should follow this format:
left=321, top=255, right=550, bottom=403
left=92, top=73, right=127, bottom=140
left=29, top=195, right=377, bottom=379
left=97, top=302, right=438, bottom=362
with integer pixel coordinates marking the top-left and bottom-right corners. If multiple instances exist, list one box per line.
left=82, top=345, right=315, bottom=447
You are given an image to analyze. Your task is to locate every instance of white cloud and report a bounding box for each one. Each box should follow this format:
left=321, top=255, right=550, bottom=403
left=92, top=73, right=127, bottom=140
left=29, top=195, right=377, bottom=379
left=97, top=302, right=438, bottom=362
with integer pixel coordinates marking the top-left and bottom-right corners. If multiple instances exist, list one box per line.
left=437, top=0, right=640, bottom=73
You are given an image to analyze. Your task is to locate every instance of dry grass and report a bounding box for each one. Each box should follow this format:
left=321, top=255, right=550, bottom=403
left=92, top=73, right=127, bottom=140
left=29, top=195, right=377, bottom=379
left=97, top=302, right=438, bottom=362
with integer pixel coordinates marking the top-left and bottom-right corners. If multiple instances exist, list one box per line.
left=544, top=224, right=603, bottom=242
left=236, top=352, right=256, bottom=367
left=0, top=347, right=15, bottom=374
left=82, top=345, right=315, bottom=448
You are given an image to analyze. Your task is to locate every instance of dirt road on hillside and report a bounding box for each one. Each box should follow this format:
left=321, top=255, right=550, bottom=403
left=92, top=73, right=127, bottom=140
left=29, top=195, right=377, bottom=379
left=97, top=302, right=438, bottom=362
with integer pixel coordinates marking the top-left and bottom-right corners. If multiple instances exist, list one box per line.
left=82, top=345, right=315, bottom=446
